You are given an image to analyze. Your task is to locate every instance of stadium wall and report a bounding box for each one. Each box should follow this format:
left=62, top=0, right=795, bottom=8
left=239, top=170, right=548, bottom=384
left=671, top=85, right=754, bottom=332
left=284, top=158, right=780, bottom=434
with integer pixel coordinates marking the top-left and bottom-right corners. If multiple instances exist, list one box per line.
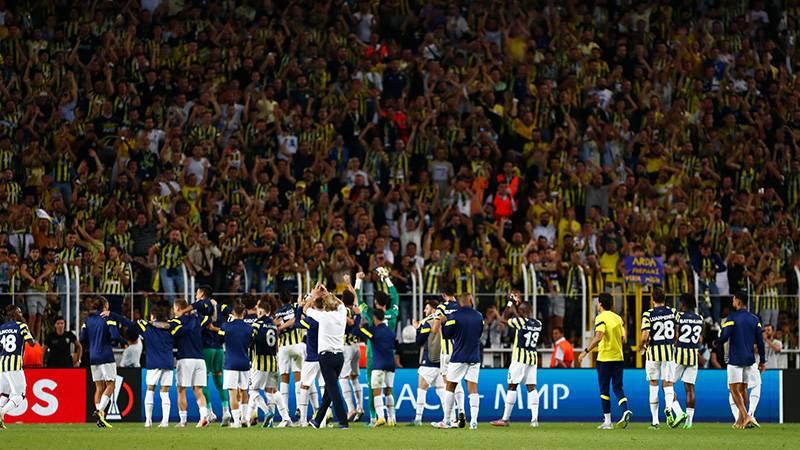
left=1, top=368, right=789, bottom=423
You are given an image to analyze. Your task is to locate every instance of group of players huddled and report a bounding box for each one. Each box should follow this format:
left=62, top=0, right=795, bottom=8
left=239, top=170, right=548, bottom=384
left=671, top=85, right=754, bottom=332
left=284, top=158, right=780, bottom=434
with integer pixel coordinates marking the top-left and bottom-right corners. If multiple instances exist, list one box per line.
left=0, top=270, right=763, bottom=430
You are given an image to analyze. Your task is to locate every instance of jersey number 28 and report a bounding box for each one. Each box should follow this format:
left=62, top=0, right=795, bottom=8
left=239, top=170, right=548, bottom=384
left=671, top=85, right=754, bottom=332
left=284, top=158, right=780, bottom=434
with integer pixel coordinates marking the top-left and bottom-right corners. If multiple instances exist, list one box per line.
left=651, top=321, right=675, bottom=340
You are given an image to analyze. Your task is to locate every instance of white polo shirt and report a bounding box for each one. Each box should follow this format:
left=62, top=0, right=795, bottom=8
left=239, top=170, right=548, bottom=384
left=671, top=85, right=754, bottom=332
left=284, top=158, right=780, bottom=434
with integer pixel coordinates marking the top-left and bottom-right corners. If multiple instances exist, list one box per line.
left=307, top=304, right=347, bottom=354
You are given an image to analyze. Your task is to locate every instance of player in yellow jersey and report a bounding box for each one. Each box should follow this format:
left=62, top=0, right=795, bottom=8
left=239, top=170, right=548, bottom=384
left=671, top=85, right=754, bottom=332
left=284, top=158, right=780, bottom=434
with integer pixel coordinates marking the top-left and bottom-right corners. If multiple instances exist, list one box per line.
left=578, top=293, right=633, bottom=430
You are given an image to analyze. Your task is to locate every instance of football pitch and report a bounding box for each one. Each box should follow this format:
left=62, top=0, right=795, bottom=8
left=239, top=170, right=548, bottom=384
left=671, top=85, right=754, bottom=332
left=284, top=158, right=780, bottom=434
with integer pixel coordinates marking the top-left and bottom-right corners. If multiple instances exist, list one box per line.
left=2, top=423, right=799, bottom=449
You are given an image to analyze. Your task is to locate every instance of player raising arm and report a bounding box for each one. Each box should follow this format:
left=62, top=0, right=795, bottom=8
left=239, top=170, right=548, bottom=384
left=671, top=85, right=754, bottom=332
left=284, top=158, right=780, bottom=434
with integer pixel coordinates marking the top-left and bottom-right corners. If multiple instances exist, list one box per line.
left=413, top=300, right=444, bottom=426
left=491, top=294, right=543, bottom=428
left=138, top=306, right=177, bottom=428
left=249, top=297, right=292, bottom=428
left=435, top=294, right=483, bottom=430
left=0, top=305, right=36, bottom=429
left=430, top=286, right=466, bottom=428
left=340, top=275, right=365, bottom=422
left=218, top=302, right=255, bottom=428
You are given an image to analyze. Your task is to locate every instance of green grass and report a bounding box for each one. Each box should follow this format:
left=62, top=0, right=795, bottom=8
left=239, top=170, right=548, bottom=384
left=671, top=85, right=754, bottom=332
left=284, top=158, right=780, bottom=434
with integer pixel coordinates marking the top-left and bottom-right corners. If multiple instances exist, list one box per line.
left=1, top=423, right=799, bottom=449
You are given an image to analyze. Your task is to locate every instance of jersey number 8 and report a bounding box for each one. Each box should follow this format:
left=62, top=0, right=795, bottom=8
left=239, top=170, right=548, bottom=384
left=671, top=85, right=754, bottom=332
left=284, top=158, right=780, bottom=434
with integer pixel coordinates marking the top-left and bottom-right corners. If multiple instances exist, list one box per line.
left=651, top=320, right=675, bottom=340
left=678, top=325, right=703, bottom=345
left=0, top=335, right=17, bottom=353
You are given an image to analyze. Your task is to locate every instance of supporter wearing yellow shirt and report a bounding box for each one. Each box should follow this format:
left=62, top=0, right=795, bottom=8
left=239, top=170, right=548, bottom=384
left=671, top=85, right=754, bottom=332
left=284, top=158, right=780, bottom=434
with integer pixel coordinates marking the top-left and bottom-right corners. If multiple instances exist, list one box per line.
left=557, top=207, right=581, bottom=248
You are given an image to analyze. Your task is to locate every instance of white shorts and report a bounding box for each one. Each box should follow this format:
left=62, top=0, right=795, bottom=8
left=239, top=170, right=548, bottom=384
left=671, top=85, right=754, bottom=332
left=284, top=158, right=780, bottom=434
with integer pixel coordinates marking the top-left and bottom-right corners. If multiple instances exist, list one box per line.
left=145, top=369, right=174, bottom=387
left=418, top=366, right=443, bottom=387
left=727, top=364, right=758, bottom=385
left=0, top=371, right=26, bottom=395
left=340, top=345, right=360, bottom=378
left=507, top=361, right=538, bottom=385
left=446, top=362, right=480, bottom=384
left=645, top=360, right=674, bottom=382
left=91, top=363, right=117, bottom=382
left=278, top=344, right=305, bottom=375
left=747, top=363, right=762, bottom=388
left=370, top=370, right=395, bottom=389
left=671, top=363, right=698, bottom=385
left=300, top=361, right=323, bottom=387
left=250, top=369, right=279, bottom=390
left=439, top=353, right=451, bottom=377
left=223, top=370, right=249, bottom=390
left=176, top=359, right=207, bottom=387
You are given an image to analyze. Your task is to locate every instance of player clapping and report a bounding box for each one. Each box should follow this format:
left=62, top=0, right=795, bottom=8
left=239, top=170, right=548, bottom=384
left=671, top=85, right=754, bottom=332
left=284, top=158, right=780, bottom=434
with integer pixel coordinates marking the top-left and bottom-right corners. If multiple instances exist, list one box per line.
left=249, top=298, right=292, bottom=428
left=672, top=293, right=703, bottom=429
left=412, top=300, right=444, bottom=426
left=491, top=294, right=543, bottom=428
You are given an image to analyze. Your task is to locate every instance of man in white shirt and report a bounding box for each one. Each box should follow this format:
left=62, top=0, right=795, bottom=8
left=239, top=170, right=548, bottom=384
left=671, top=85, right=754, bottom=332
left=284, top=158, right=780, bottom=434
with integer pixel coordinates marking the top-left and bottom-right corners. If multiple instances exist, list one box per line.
left=305, top=285, right=349, bottom=428
left=763, top=325, right=783, bottom=369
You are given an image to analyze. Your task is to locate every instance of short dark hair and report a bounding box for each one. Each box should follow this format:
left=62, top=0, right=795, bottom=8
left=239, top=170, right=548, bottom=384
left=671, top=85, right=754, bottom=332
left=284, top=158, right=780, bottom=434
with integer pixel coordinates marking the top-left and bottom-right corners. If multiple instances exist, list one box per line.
left=552, top=326, right=564, bottom=334
left=342, top=290, right=355, bottom=306
left=375, top=291, right=390, bottom=308
left=279, top=290, right=293, bottom=305
left=373, top=309, right=385, bottom=322
left=441, top=285, right=456, bottom=297
left=598, top=293, right=613, bottom=311
left=680, top=293, right=695, bottom=311
left=257, top=298, right=273, bottom=315
left=174, top=298, right=189, bottom=310
left=233, top=302, right=247, bottom=316
left=425, top=299, right=439, bottom=310
left=153, top=306, right=169, bottom=322
left=733, top=290, right=749, bottom=306
left=652, top=287, right=665, bottom=304
left=242, top=294, right=257, bottom=310
left=53, top=316, right=65, bottom=323
left=197, top=285, right=213, bottom=298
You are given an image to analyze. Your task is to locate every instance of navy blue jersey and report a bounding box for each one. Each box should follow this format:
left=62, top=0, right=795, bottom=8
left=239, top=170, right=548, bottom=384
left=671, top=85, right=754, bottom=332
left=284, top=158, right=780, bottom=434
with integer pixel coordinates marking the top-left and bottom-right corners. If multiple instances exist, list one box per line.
left=675, top=310, right=704, bottom=366
left=415, top=315, right=438, bottom=367
left=137, top=320, right=175, bottom=370
left=252, top=316, right=278, bottom=372
left=357, top=322, right=395, bottom=371
left=296, top=306, right=319, bottom=362
left=80, top=312, right=116, bottom=365
left=442, top=307, right=483, bottom=364
left=0, top=321, right=34, bottom=371
left=170, top=314, right=204, bottom=360
left=718, top=309, right=766, bottom=367
left=275, top=303, right=304, bottom=346
left=194, top=299, right=231, bottom=349
left=642, top=306, right=676, bottom=362
left=220, top=319, right=254, bottom=371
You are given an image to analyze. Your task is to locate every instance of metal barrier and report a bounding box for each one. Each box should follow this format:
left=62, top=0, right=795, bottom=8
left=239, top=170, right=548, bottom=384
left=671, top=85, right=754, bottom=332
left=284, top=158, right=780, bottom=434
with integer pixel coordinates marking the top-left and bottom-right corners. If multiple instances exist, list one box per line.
left=63, top=263, right=71, bottom=332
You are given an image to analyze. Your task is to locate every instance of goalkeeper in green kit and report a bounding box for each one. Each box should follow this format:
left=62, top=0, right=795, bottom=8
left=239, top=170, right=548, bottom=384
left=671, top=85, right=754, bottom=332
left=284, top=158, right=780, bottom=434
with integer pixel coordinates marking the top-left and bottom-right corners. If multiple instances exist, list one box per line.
left=354, top=267, right=399, bottom=426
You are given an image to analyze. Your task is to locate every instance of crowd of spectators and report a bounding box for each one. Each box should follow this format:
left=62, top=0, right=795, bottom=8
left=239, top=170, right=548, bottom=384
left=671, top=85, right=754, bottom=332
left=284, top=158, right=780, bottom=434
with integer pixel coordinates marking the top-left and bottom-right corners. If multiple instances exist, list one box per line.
left=0, top=0, right=797, bottom=365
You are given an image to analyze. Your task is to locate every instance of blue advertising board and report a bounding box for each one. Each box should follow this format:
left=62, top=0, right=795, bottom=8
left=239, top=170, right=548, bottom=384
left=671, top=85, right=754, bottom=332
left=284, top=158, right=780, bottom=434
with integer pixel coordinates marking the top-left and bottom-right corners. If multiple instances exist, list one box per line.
left=140, top=368, right=780, bottom=423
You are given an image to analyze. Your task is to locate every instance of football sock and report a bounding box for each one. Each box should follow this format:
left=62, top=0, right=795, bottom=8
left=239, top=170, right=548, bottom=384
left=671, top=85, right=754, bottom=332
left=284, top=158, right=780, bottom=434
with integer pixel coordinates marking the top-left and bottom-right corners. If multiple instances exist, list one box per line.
left=687, top=408, right=695, bottom=422
left=664, top=386, right=679, bottom=415
left=748, top=385, right=761, bottom=417
left=352, top=377, right=364, bottom=412
left=145, top=391, right=154, bottom=424
left=374, top=394, right=385, bottom=420
left=99, top=394, right=111, bottom=413
left=273, top=391, right=290, bottom=421
left=455, top=383, right=465, bottom=418
left=198, top=406, right=208, bottom=421
left=232, top=408, right=241, bottom=425
left=298, top=388, right=309, bottom=424
left=729, top=393, right=738, bottom=421
left=340, top=379, right=354, bottom=414
left=280, top=382, right=289, bottom=411
left=309, top=385, right=319, bottom=410
left=528, top=389, right=539, bottom=422
left=469, top=393, right=480, bottom=424
left=415, top=388, right=426, bottom=421
left=442, top=390, right=454, bottom=424
left=179, top=410, right=188, bottom=424
left=386, top=394, right=396, bottom=422
left=1, top=394, right=21, bottom=414
left=160, top=392, right=170, bottom=424
left=502, top=389, right=517, bottom=421
left=649, top=386, right=659, bottom=424
left=604, top=413, right=611, bottom=424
